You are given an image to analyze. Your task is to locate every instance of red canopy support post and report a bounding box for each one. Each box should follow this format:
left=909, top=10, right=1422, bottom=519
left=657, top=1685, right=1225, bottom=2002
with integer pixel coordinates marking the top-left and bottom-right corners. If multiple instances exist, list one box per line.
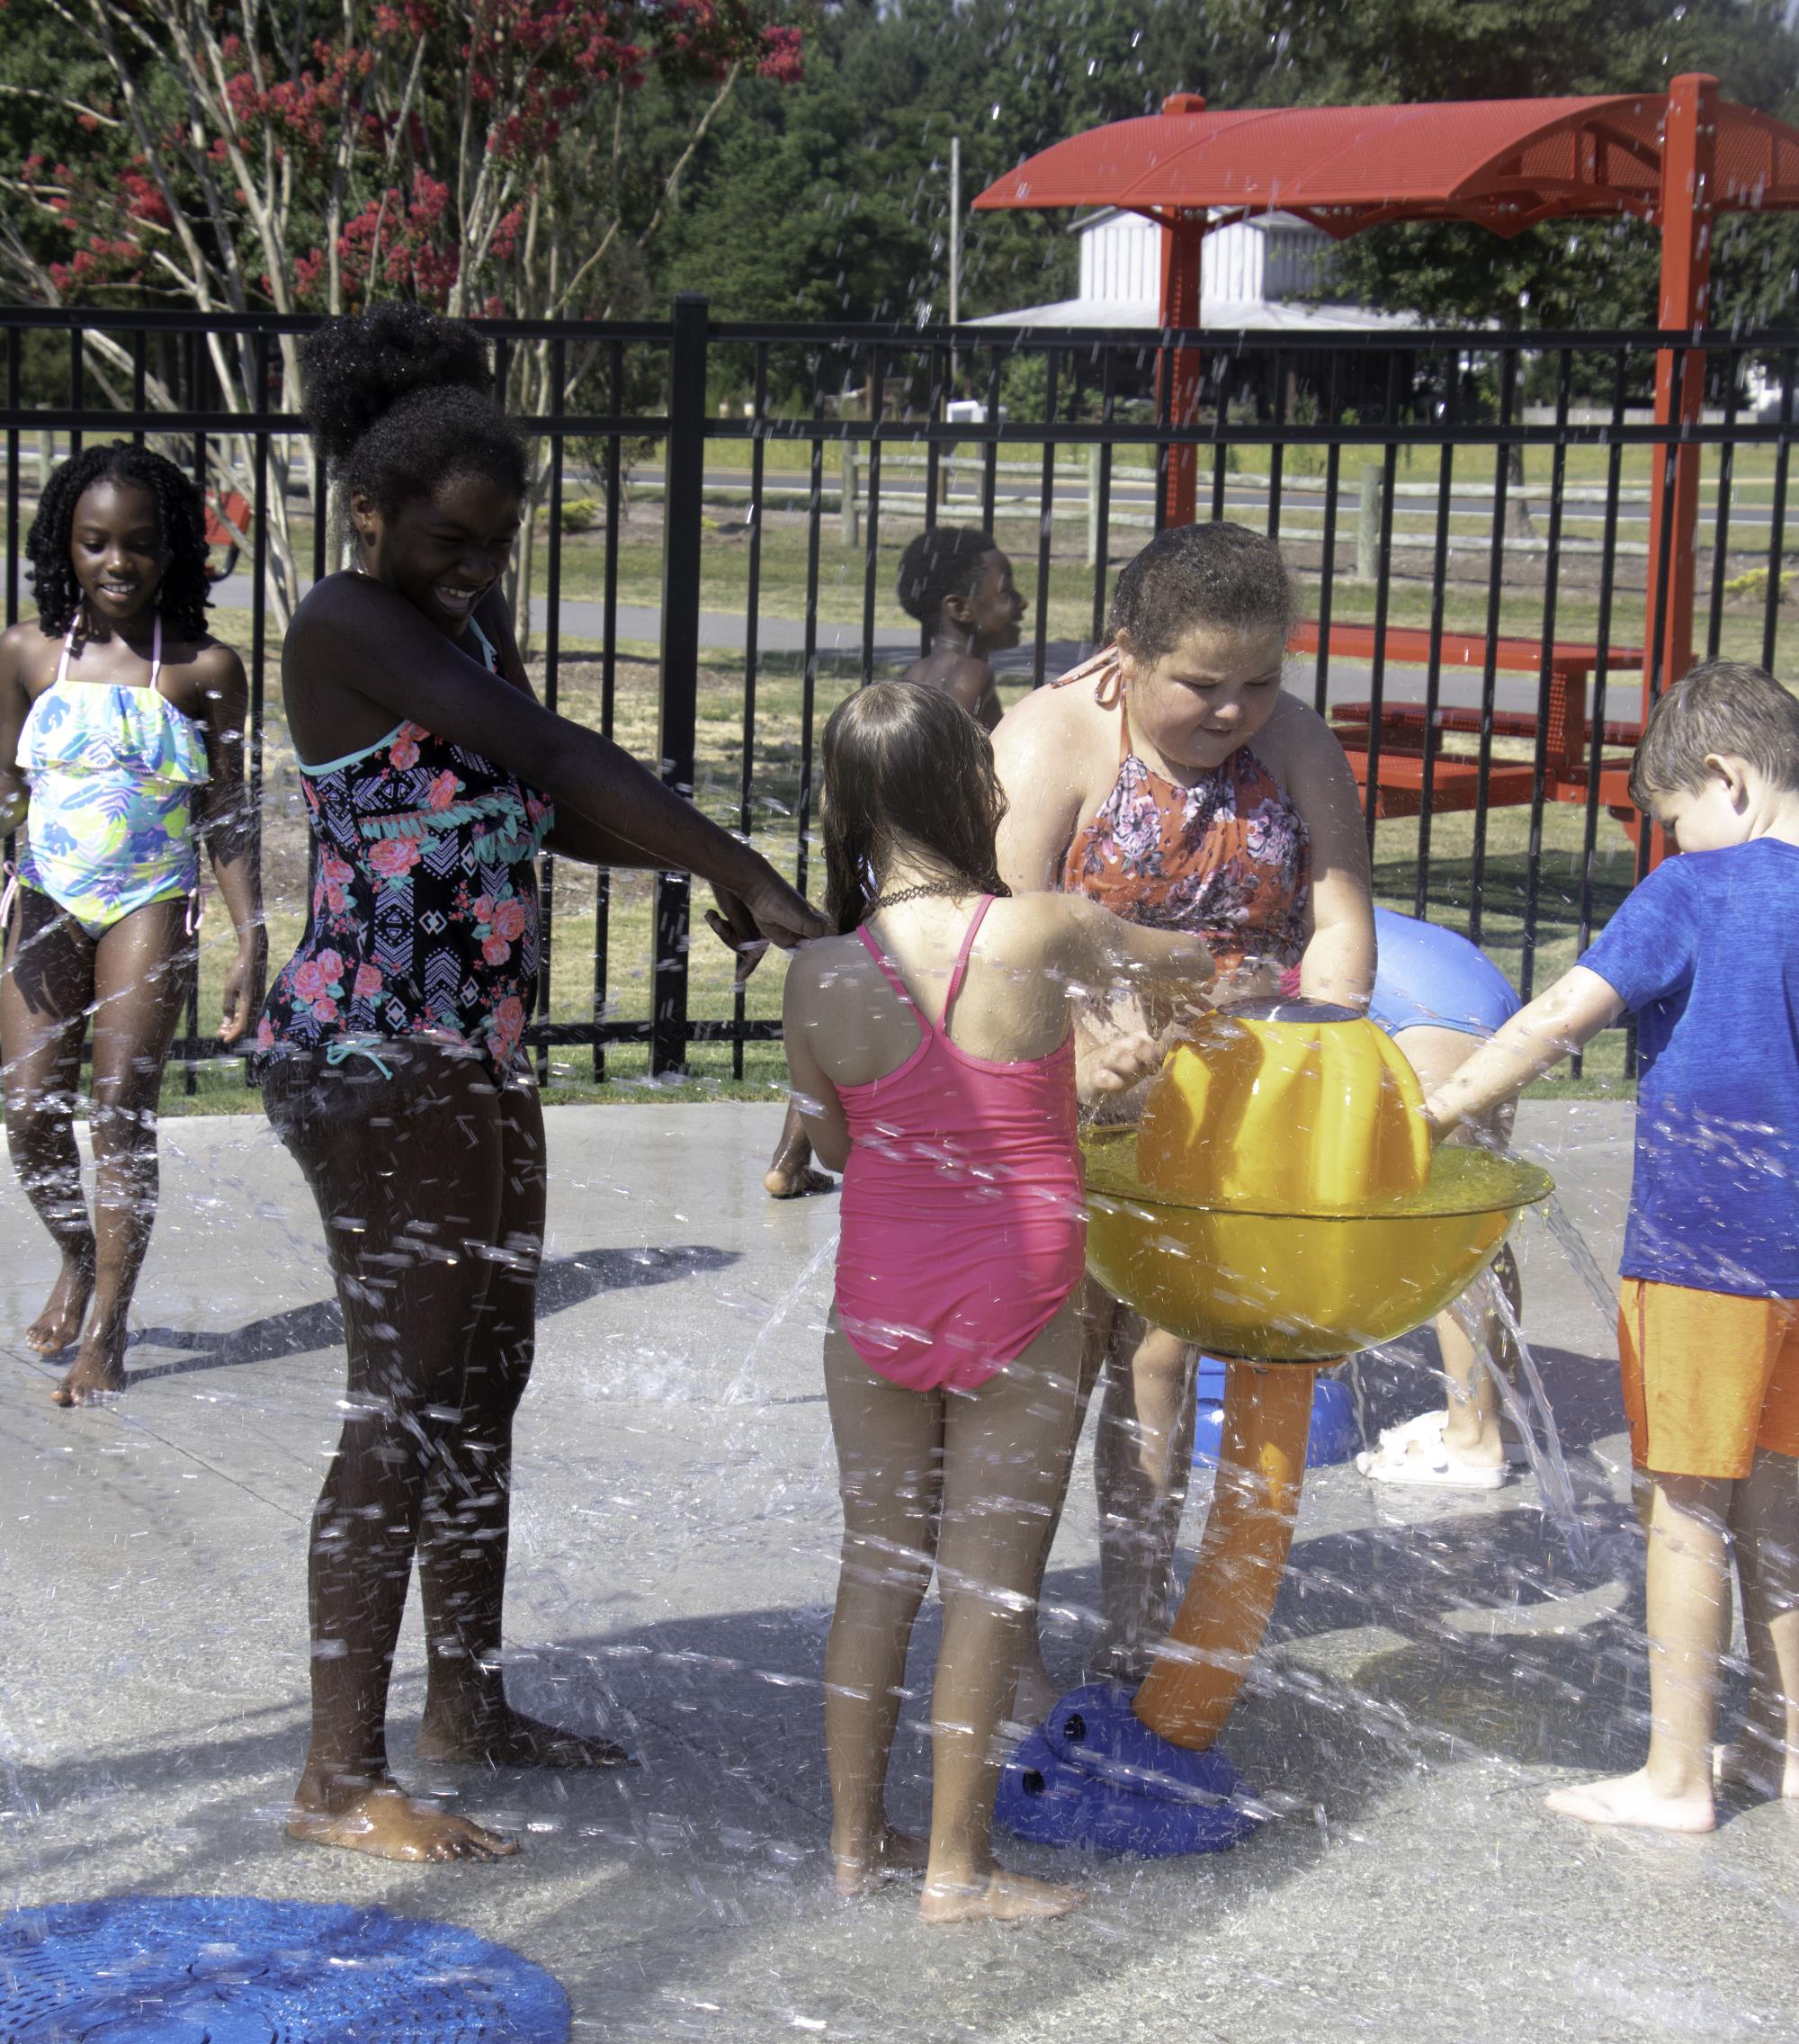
left=1159, top=211, right=1204, bottom=526
left=1154, top=96, right=1211, bottom=528
left=1647, top=72, right=1718, bottom=709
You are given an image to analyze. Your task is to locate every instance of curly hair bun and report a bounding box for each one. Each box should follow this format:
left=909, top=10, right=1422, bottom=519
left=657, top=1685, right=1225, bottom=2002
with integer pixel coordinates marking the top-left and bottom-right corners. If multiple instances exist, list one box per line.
left=299, top=305, right=494, bottom=464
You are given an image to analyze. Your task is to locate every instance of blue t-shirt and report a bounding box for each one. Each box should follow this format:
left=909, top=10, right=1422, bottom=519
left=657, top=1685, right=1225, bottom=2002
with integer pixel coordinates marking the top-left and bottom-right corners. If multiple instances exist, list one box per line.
left=1580, top=838, right=1799, bottom=1297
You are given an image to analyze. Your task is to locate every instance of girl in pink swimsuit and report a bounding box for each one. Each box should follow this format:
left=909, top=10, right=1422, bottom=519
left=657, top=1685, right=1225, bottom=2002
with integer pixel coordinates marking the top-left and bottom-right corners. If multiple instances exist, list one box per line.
left=783, top=681, right=1211, bottom=1925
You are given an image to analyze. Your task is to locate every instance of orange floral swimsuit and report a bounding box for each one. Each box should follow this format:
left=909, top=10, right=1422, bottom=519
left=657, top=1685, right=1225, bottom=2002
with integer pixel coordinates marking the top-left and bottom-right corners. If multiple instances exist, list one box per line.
left=1054, top=650, right=1311, bottom=971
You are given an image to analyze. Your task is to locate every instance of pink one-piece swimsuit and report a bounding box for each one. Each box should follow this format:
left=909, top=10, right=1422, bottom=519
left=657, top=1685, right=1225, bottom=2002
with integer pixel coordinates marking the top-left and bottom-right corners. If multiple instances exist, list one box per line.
left=834, top=896, right=1087, bottom=1392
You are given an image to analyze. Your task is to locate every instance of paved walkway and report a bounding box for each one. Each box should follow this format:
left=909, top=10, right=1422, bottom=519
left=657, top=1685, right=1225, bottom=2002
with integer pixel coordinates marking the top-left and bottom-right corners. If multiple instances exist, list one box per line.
left=1, top=1101, right=1790, bottom=2042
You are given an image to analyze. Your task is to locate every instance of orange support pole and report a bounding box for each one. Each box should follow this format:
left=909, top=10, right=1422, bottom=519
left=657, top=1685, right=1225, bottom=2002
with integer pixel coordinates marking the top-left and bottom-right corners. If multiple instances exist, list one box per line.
left=1646, top=74, right=1718, bottom=718
left=1132, top=1359, right=1318, bottom=1751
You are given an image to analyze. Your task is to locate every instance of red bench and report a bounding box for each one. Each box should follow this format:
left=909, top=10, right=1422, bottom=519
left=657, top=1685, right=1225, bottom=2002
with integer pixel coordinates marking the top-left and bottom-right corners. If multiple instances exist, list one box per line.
left=1292, top=622, right=1645, bottom=826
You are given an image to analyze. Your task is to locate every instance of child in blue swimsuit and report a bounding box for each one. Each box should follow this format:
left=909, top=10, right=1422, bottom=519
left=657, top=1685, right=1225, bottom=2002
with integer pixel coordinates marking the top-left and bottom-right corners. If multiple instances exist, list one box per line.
left=0, top=443, right=264, bottom=1405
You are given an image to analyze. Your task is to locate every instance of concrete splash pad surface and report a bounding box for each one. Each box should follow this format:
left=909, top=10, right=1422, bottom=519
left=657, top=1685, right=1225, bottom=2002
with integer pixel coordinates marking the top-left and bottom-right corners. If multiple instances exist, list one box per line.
left=1, top=1101, right=1795, bottom=2043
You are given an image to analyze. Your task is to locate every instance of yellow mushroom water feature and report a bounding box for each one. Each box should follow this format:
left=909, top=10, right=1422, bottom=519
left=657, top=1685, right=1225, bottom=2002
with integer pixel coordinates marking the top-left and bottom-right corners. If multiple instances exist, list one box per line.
left=998, top=998, right=1551, bottom=1855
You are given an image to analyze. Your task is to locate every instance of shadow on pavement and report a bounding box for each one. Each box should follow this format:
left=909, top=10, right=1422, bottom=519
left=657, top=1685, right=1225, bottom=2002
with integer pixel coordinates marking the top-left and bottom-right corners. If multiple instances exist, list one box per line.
left=121, top=1243, right=742, bottom=1384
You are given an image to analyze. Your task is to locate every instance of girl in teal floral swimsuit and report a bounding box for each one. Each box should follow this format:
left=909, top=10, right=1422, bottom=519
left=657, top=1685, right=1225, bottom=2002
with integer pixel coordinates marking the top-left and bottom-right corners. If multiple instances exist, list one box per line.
left=256, top=616, right=552, bottom=1071
left=265, top=304, right=824, bottom=1867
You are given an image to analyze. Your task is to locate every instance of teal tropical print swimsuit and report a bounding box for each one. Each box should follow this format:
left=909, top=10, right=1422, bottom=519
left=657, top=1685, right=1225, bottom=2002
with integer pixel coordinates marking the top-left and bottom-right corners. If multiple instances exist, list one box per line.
left=14, top=616, right=207, bottom=937
left=255, top=618, right=555, bottom=1075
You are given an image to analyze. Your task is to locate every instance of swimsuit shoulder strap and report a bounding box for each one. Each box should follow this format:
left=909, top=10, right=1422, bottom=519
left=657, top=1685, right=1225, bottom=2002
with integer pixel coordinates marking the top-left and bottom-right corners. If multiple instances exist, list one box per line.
left=54, top=623, right=76, bottom=687
left=466, top=615, right=499, bottom=674
left=856, top=925, right=924, bottom=1020
left=941, top=895, right=994, bottom=1030
left=1116, top=688, right=1133, bottom=763
left=148, top=614, right=162, bottom=694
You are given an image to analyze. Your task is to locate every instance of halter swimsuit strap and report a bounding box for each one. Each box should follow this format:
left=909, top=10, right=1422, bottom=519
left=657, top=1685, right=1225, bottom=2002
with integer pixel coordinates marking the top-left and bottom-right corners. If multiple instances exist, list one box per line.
left=53, top=614, right=162, bottom=690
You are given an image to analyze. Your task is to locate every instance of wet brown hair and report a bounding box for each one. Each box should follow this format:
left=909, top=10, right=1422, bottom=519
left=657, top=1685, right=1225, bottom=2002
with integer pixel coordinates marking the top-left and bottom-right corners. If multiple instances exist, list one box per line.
left=1628, top=659, right=1799, bottom=807
left=821, top=682, right=1011, bottom=933
left=1106, top=520, right=1296, bottom=663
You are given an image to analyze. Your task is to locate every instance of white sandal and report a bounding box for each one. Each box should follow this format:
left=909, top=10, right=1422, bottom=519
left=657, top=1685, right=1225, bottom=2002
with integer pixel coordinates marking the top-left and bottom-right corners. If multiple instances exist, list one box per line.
left=1357, top=1413, right=1510, bottom=1490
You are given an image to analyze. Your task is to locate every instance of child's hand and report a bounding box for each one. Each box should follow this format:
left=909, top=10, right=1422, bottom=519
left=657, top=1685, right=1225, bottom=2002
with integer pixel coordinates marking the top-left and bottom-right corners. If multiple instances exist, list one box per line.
left=1080, top=1030, right=1165, bottom=1101
left=704, top=877, right=830, bottom=989
left=219, top=928, right=268, bottom=1044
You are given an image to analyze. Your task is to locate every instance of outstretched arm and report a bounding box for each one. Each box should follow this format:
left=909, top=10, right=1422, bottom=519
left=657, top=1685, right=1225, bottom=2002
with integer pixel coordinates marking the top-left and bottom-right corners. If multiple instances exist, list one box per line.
left=1066, top=896, right=1214, bottom=1020
left=289, top=576, right=826, bottom=950
left=472, top=585, right=740, bottom=873
left=1425, top=966, right=1624, bottom=1136
left=1052, top=895, right=1214, bottom=1104
left=1283, top=704, right=1375, bottom=1009
left=192, top=646, right=266, bottom=1042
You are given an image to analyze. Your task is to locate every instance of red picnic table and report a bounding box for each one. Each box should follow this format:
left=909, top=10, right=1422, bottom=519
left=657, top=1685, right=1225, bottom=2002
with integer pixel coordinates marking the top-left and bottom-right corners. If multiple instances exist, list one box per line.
left=1293, top=622, right=1646, bottom=833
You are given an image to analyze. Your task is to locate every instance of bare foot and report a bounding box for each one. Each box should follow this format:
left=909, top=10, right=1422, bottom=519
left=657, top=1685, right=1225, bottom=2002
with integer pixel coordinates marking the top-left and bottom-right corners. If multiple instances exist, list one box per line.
left=1714, top=1737, right=1799, bottom=1800
left=27, top=1261, right=93, bottom=1356
left=26, top=1255, right=94, bottom=1356
left=833, top=1825, right=928, bottom=1898
left=51, top=1325, right=127, bottom=1408
left=764, top=1164, right=837, bottom=1200
left=287, top=1781, right=516, bottom=1863
left=1545, top=1767, right=1715, bottom=1833
left=920, top=1867, right=1084, bottom=1924
left=416, top=1703, right=631, bottom=1770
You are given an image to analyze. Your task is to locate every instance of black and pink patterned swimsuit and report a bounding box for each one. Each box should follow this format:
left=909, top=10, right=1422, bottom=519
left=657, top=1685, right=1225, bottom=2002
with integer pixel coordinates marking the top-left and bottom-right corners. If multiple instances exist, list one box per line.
left=255, top=621, right=554, bottom=1074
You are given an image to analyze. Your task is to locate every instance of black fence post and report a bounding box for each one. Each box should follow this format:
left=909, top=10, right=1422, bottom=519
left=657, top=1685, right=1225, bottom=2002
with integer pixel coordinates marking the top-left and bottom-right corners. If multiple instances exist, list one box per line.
left=653, top=292, right=708, bottom=1076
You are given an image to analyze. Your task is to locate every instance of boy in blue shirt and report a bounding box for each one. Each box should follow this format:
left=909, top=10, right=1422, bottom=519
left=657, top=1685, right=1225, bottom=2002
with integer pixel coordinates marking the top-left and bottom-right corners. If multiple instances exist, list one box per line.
left=1426, top=660, right=1799, bottom=1834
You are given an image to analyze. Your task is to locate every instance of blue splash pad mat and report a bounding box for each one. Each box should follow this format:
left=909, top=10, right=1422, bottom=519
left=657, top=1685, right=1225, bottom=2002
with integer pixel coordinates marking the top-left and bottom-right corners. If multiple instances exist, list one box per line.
left=0, top=1897, right=569, bottom=2042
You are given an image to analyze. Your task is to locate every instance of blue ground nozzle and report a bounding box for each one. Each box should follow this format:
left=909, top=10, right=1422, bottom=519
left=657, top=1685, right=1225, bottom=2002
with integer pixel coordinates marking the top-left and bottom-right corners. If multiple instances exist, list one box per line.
left=1192, top=1358, right=1360, bottom=1469
left=995, top=1681, right=1265, bottom=1857
left=0, top=1896, right=569, bottom=2042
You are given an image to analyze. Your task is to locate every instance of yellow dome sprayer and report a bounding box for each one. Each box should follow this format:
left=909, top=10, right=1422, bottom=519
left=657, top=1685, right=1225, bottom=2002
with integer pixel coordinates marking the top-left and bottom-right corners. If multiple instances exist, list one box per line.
left=997, top=999, right=1551, bottom=1853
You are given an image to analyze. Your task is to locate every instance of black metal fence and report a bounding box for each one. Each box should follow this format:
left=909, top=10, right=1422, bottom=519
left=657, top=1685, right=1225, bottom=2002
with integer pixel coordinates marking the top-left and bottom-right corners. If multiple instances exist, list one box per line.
left=3, top=300, right=1795, bottom=1089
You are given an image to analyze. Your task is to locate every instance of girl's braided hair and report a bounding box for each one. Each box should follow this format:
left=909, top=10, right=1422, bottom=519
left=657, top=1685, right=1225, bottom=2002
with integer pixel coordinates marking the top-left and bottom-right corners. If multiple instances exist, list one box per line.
left=27, top=440, right=212, bottom=638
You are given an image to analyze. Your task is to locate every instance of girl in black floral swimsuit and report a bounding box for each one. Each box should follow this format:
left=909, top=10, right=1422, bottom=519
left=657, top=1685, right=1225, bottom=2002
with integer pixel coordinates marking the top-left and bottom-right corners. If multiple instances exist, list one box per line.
left=262, top=304, right=824, bottom=1866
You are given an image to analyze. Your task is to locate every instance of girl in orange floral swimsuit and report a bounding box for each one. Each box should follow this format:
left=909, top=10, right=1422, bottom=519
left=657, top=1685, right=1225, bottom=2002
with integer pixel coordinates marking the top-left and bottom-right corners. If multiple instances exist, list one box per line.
left=993, top=522, right=1375, bottom=1707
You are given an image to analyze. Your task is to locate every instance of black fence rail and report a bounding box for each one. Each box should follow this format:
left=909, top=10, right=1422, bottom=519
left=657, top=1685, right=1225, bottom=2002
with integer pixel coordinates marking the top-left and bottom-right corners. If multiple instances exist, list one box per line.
left=3, top=300, right=1795, bottom=1090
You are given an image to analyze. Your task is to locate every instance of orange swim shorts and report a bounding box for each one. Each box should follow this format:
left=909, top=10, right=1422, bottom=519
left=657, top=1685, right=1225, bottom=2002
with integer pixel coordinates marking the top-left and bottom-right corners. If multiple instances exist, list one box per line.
left=1617, top=1278, right=1799, bottom=1478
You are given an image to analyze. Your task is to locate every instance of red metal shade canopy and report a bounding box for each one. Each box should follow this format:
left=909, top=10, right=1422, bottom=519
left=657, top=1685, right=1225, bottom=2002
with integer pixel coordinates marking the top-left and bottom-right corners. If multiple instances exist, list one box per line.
left=976, top=77, right=1799, bottom=699
left=977, top=89, right=1799, bottom=235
